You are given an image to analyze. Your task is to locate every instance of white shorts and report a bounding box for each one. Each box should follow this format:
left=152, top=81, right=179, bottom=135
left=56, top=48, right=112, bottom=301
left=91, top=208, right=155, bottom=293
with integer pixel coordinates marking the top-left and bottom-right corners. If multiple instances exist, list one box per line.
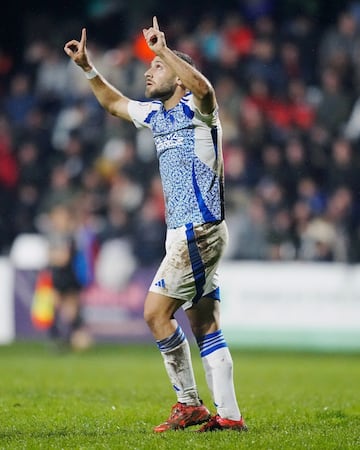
left=149, top=220, right=229, bottom=309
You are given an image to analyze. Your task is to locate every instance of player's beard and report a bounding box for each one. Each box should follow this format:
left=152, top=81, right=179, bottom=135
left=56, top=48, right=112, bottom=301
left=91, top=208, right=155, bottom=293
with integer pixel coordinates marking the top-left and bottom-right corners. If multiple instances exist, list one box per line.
left=145, top=79, right=177, bottom=102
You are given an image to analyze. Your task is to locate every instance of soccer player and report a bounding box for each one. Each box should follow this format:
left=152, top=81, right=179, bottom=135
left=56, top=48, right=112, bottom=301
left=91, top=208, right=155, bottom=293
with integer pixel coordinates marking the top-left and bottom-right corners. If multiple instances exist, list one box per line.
left=64, top=16, right=247, bottom=432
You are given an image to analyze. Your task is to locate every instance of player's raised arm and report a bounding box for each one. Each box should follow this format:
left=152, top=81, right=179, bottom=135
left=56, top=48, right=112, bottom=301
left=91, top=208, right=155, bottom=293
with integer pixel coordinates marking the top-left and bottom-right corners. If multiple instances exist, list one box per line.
left=143, top=16, right=216, bottom=114
left=64, top=28, right=132, bottom=121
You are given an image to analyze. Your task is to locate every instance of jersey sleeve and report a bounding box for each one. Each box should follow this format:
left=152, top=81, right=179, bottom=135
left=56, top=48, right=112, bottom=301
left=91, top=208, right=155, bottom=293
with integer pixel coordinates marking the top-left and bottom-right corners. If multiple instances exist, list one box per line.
left=187, top=94, right=219, bottom=128
left=128, top=100, right=156, bottom=129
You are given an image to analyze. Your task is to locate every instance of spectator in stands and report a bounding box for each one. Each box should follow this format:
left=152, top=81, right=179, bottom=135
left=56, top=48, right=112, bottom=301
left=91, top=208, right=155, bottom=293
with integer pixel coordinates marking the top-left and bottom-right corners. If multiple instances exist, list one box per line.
left=132, top=193, right=166, bottom=268
left=194, top=13, right=221, bottom=76
left=279, top=40, right=306, bottom=82
left=34, top=44, right=69, bottom=116
left=2, top=4, right=360, bottom=267
left=287, top=77, right=316, bottom=131
left=13, top=182, right=40, bottom=236
left=221, top=11, right=254, bottom=60
left=325, top=136, right=360, bottom=193
left=243, top=36, right=285, bottom=94
left=267, top=208, right=295, bottom=261
left=238, top=99, right=273, bottom=159
left=226, top=195, right=269, bottom=260
left=45, top=203, right=92, bottom=350
left=37, top=163, right=79, bottom=217
left=224, top=140, right=260, bottom=194
left=214, top=75, right=244, bottom=141
left=18, top=105, right=53, bottom=161
left=318, top=10, right=360, bottom=77
left=296, top=176, right=326, bottom=216
left=282, top=136, right=312, bottom=204
left=256, top=177, right=287, bottom=221
left=259, top=143, right=286, bottom=187
left=315, top=66, right=352, bottom=135
left=16, top=138, right=46, bottom=188
left=280, top=13, right=319, bottom=85
left=102, top=41, right=149, bottom=100
left=2, top=72, right=37, bottom=130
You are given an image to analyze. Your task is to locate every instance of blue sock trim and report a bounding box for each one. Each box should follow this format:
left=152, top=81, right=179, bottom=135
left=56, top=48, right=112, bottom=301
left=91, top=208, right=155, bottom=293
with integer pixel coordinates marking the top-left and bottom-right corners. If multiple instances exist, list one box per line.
left=156, top=325, right=186, bottom=352
left=196, top=329, right=228, bottom=358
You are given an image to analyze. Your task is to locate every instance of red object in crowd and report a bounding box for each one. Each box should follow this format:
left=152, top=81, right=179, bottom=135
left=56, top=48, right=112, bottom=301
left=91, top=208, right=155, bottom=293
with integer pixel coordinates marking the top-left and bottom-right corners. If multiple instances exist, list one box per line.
left=223, top=22, right=254, bottom=57
left=0, top=136, right=18, bottom=188
left=244, top=95, right=315, bottom=131
left=133, top=33, right=155, bottom=64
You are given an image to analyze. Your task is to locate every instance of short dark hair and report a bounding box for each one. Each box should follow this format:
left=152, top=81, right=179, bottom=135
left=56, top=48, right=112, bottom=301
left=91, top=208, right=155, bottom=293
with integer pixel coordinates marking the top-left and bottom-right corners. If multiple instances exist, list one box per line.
left=173, top=50, right=195, bottom=67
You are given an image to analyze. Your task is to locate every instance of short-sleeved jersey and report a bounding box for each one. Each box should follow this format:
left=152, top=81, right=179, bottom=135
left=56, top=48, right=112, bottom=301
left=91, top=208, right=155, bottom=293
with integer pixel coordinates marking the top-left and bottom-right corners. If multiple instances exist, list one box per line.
left=128, top=92, right=225, bottom=229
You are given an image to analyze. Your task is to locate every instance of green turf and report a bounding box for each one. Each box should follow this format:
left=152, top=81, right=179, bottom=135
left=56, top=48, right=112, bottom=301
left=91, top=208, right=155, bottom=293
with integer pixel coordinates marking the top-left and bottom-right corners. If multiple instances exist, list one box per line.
left=0, top=341, right=359, bottom=449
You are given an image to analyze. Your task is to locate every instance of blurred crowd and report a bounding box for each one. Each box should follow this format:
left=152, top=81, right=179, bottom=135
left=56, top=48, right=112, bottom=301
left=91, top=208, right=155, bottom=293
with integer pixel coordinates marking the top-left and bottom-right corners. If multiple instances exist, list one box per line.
left=2, top=3, right=360, bottom=271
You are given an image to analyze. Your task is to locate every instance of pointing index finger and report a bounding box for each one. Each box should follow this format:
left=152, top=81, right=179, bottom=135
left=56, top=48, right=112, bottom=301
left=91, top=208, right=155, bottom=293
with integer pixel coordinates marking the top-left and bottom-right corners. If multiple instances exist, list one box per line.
left=80, top=28, right=87, bottom=48
left=153, top=16, right=159, bottom=30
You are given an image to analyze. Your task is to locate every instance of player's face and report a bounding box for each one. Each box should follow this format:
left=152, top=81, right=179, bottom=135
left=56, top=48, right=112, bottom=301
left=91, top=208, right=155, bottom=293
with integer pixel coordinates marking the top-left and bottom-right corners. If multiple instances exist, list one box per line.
left=144, top=57, right=178, bottom=101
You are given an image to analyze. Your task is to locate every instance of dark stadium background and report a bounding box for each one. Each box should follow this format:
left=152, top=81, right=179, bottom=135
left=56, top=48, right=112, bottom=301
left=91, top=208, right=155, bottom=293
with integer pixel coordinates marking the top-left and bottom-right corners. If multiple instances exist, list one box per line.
left=1, top=0, right=346, bottom=70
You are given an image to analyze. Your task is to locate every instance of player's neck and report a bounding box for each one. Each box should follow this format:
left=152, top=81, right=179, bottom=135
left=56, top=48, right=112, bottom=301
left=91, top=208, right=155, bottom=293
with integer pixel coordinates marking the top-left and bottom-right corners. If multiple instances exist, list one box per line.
left=162, top=90, right=186, bottom=111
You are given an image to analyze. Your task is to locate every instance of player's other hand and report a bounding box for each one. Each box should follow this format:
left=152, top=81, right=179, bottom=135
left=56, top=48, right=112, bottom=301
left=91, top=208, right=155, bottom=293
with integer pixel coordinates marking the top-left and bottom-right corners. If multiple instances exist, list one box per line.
left=64, top=28, right=92, bottom=71
left=143, top=16, right=166, bottom=53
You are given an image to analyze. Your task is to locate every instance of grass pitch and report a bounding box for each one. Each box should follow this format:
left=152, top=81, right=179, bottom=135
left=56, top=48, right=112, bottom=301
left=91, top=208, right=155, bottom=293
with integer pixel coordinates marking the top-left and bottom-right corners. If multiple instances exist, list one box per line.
left=0, top=341, right=359, bottom=449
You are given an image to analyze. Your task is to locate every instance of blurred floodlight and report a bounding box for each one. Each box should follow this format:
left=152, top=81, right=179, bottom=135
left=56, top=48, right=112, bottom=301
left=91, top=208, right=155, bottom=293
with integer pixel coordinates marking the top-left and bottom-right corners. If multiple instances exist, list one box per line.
left=95, top=238, right=136, bottom=291
left=10, top=233, right=49, bottom=270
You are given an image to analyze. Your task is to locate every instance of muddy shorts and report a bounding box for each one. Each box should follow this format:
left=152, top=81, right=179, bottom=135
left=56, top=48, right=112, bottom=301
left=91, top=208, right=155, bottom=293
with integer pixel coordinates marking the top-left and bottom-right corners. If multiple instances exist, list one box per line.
left=149, top=220, right=228, bottom=310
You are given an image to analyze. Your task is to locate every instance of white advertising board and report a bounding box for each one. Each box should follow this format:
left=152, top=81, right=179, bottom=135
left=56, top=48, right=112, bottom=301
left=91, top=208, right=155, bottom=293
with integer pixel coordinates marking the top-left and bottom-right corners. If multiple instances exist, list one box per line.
left=0, top=258, right=15, bottom=344
left=219, top=261, right=360, bottom=351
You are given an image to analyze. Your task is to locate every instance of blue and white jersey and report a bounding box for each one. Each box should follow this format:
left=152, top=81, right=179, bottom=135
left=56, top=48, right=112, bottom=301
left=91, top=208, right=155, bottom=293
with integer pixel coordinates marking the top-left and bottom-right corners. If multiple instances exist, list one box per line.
left=128, top=92, right=225, bottom=229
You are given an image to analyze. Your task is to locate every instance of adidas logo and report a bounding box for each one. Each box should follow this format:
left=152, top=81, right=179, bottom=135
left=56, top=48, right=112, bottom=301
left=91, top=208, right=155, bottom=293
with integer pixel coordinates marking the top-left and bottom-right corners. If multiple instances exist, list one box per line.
left=155, top=278, right=165, bottom=288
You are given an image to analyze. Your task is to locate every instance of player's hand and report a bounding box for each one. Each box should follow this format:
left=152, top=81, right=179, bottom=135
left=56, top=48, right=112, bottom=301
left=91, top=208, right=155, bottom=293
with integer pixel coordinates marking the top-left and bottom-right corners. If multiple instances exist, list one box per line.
left=143, top=16, right=166, bottom=53
left=64, top=28, right=92, bottom=71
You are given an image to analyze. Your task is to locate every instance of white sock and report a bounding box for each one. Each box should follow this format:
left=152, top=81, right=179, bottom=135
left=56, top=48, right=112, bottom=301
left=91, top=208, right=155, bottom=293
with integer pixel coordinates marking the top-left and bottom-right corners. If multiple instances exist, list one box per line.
left=157, top=326, right=201, bottom=406
left=197, top=330, right=241, bottom=420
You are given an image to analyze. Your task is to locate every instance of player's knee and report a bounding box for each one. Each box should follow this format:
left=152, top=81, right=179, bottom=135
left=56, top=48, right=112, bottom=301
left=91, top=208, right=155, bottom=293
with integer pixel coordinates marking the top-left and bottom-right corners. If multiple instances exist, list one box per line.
left=190, top=319, right=217, bottom=339
left=143, top=304, right=165, bottom=331
left=143, top=305, right=156, bottom=328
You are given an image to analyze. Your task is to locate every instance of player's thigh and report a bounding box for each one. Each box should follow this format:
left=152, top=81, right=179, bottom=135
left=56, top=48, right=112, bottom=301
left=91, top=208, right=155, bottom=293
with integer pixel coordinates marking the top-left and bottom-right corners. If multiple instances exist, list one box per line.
left=144, top=291, right=184, bottom=324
